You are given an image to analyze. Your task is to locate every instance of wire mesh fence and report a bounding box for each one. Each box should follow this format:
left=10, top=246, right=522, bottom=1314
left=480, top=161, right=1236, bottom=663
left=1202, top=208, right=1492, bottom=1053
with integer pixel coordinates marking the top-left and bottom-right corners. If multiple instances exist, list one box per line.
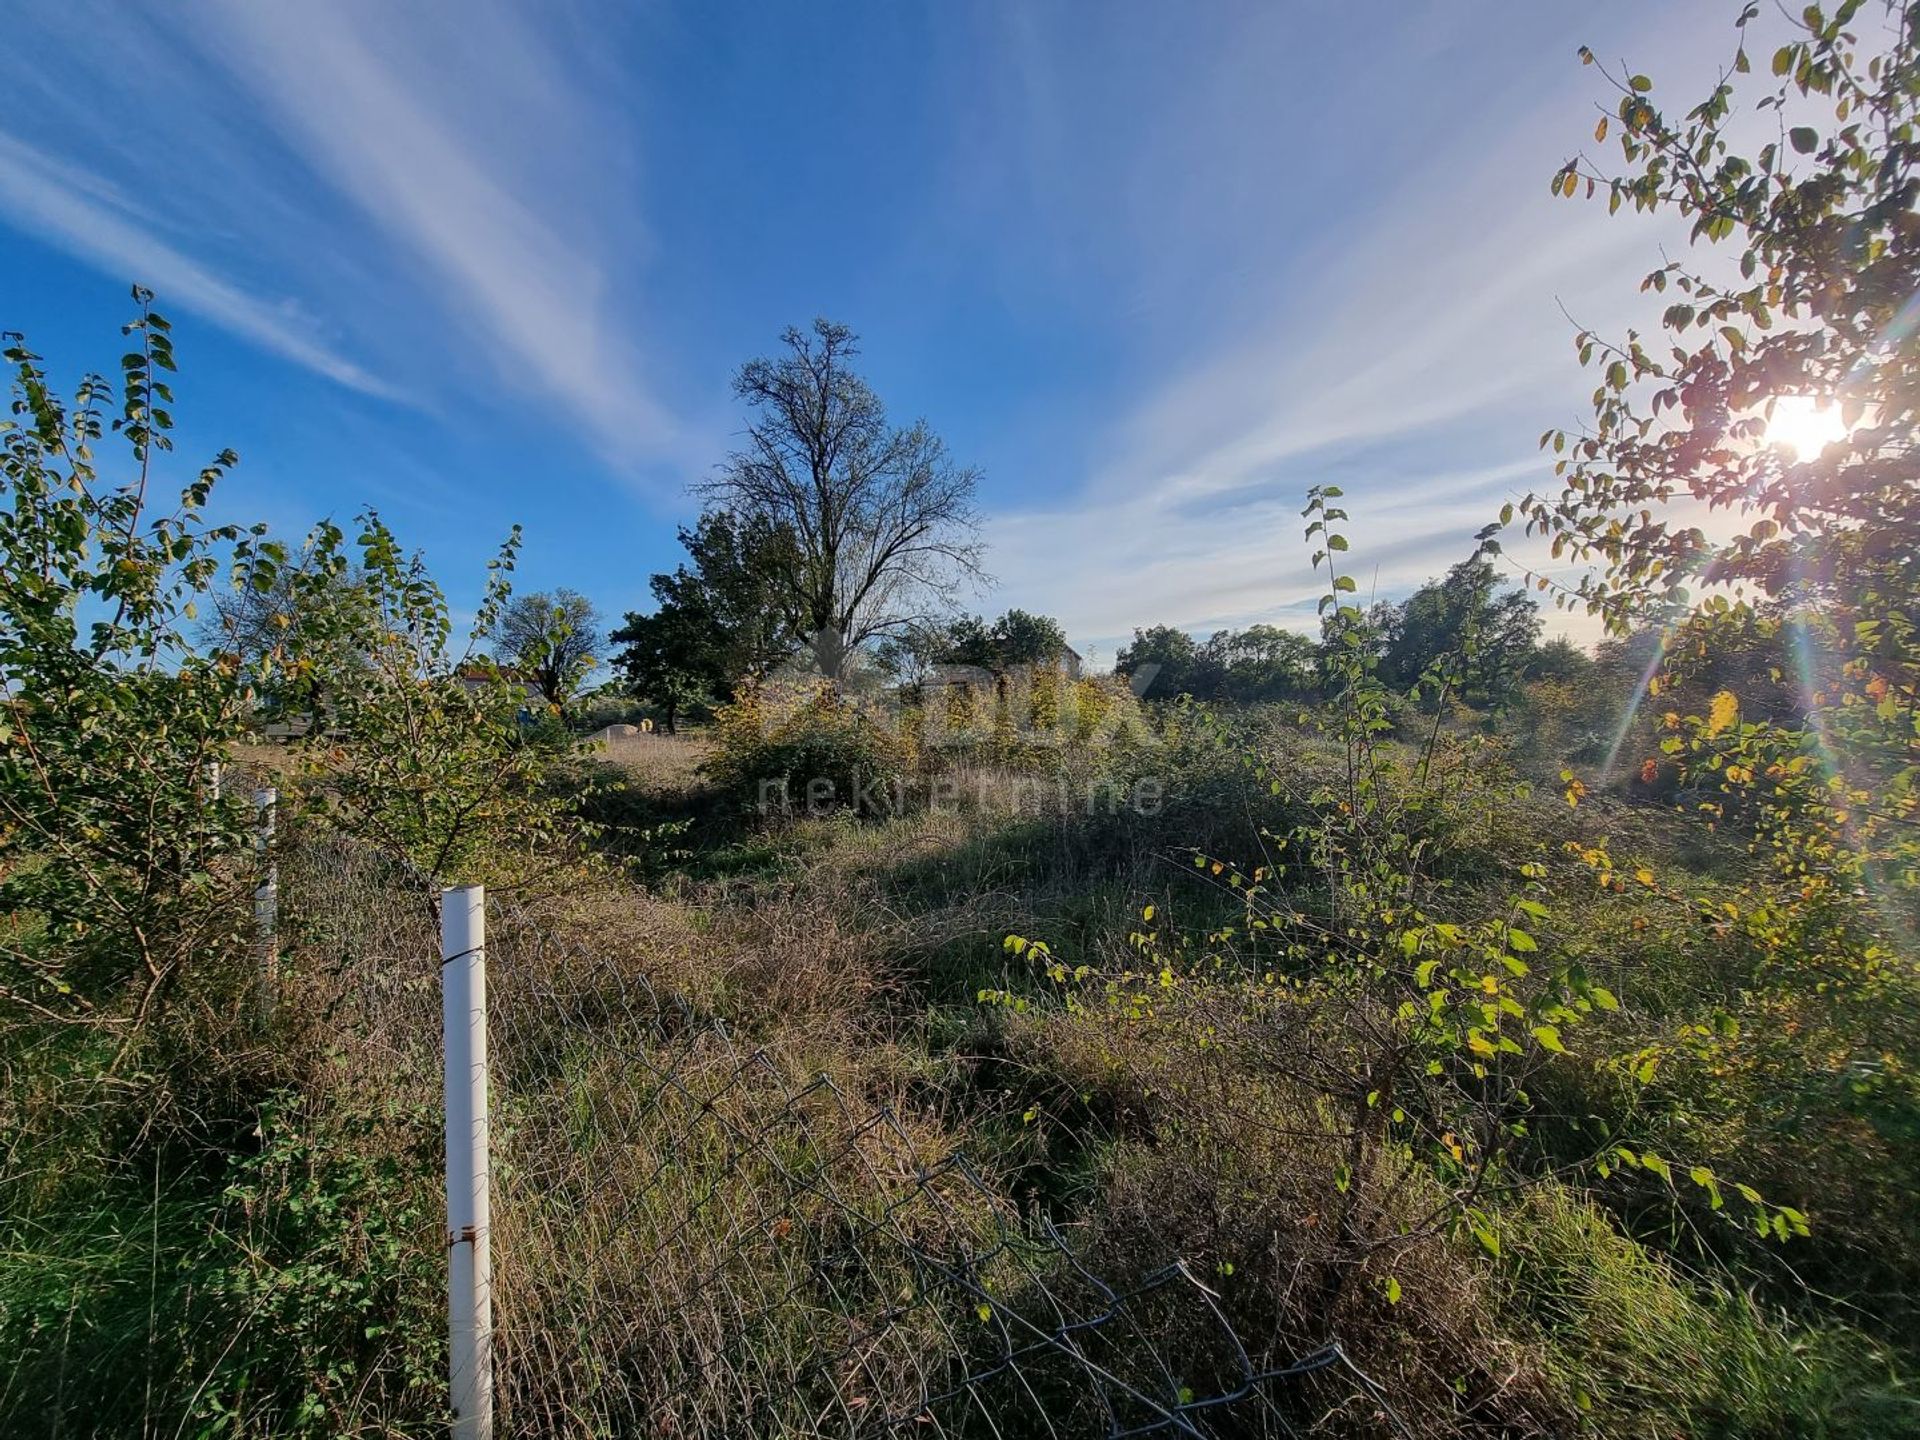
left=279, top=832, right=1403, bottom=1438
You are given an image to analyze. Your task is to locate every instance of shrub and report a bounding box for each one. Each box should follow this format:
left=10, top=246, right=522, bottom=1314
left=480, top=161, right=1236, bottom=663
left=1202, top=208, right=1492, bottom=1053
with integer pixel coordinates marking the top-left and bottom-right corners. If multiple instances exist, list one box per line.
left=273, top=512, right=594, bottom=887
left=706, top=679, right=911, bottom=816
left=0, top=1082, right=445, bottom=1436
left=996, top=493, right=1821, bottom=1399
left=906, top=666, right=1149, bottom=780
left=997, top=668, right=1147, bottom=769
left=0, top=295, right=262, bottom=1025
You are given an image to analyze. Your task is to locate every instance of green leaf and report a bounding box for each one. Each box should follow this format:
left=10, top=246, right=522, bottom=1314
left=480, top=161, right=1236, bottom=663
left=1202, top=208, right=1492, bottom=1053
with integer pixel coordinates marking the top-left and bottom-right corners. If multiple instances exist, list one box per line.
left=1789, top=126, right=1817, bottom=154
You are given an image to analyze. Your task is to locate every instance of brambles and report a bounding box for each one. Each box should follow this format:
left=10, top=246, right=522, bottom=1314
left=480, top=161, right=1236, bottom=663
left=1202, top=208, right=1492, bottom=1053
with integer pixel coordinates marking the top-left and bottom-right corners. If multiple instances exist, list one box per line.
left=1000, top=497, right=1801, bottom=1326
left=703, top=665, right=1148, bottom=820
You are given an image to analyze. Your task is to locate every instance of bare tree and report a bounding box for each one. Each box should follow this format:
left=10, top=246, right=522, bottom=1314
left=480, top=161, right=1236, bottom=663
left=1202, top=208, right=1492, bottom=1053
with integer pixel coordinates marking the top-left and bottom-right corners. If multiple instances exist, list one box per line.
left=697, top=319, right=984, bottom=679
left=200, top=558, right=359, bottom=668
left=492, top=588, right=603, bottom=714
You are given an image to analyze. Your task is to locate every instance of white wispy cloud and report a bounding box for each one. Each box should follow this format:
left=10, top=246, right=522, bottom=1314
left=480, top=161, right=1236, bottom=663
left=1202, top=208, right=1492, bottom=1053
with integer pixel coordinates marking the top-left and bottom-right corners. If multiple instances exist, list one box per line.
left=983, top=211, right=1654, bottom=653
left=191, top=0, right=675, bottom=463
left=979, top=5, right=1733, bottom=657
left=3, top=0, right=678, bottom=473
left=0, top=132, right=398, bottom=399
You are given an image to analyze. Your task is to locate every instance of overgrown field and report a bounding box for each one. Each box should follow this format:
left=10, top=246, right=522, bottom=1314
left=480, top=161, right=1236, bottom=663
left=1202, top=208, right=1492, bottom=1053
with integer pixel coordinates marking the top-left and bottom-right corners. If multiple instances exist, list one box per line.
left=12, top=684, right=1913, bottom=1436
left=572, top=706, right=1919, bottom=1437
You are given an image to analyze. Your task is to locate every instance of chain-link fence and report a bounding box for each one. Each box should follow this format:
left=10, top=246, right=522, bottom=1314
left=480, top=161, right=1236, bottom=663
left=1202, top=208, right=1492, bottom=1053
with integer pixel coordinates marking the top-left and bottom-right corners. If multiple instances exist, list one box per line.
left=279, top=833, right=1403, bottom=1438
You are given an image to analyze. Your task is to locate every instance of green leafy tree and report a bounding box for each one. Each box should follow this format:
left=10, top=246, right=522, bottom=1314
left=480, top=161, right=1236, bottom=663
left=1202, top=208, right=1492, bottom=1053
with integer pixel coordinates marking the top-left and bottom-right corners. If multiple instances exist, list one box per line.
left=1525, top=635, right=1595, bottom=685
left=1512, top=2, right=1920, bottom=1329
left=609, top=601, right=725, bottom=734
left=665, top=509, right=801, bottom=679
left=988, top=608, right=1070, bottom=668
left=1376, top=556, right=1543, bottom=707
left=1120, top=622, right=1315, bottom=702
left=1115, top=624, right=1203, bottom=698
left=275, top=515, right=588, bottom=887
left=611, top=510, right=798, bottom=730
left=936, top=615, right=998, bottom=671
left=902, top=608, right=1071, bottom=677
left=1206, top=623, right=1316, bottom=702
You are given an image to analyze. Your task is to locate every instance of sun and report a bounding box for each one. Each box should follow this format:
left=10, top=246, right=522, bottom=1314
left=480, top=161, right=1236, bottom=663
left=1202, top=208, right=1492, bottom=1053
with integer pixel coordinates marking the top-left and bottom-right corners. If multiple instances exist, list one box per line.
left=1765, top=394, right=1850, bottom=460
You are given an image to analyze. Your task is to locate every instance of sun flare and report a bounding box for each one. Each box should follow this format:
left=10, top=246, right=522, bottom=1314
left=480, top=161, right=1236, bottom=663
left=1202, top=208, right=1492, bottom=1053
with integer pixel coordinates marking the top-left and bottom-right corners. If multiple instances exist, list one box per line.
left=1765, top=394, right=1850, bottom=460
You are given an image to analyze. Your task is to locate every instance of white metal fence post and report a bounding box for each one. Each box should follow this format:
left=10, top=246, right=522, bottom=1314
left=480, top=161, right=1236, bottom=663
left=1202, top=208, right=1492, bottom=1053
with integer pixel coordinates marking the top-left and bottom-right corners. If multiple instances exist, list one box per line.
left=442, top=885, right=493, bottom=1440
left=252, top=787, right=278, bottom=1016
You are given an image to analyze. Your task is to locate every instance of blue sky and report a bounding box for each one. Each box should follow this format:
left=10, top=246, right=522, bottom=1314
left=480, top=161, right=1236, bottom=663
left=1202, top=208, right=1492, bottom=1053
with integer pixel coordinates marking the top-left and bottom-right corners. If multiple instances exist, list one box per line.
left=2, top=1, right=1747, bottom=661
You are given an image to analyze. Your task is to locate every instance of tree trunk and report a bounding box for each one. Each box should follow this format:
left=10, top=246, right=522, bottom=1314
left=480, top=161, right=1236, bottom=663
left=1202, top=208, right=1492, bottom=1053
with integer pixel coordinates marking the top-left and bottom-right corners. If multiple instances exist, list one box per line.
left=810, top=623, right=848, bottom=682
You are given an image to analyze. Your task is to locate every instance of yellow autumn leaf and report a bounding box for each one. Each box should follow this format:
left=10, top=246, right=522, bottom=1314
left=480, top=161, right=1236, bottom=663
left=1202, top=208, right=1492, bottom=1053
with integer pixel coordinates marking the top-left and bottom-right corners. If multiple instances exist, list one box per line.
left=1706, top=689, right=1739, bottom=735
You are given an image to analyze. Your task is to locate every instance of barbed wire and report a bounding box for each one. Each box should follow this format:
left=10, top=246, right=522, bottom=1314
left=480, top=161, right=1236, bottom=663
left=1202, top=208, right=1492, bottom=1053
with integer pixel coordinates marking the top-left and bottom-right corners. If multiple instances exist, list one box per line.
left=280, top=834, right=1408, bottom=1437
